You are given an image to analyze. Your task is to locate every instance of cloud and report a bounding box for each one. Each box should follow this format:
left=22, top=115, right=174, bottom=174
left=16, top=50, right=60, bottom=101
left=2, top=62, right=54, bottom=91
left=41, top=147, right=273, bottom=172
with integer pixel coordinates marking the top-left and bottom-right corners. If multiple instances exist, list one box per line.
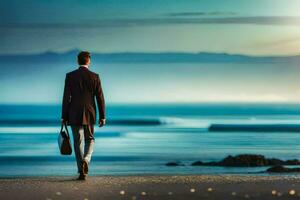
left=167, top=11, right=237, bottom=17
left=2, top=16, right=300, bottom=29
left=254, top=37, right=300, bottom=47
left=249, top=36, right=300, bottom=56
left=199, top=93, right=288, bottom=103
left=203, top=16, right=300, bottom=25
left=145, top=92, right=289, bottom=103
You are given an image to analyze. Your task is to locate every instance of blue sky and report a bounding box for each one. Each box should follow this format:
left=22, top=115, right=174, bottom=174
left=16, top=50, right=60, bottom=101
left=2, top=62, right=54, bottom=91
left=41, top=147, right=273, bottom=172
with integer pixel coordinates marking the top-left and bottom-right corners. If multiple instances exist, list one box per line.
left=1, top=0, right=300, bottom=55
left=1, top=0, right=300, bottom=104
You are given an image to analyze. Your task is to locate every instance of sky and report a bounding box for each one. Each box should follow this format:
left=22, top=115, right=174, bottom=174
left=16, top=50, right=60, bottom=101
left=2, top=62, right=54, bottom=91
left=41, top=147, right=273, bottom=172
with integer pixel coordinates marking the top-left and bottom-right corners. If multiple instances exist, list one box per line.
left=1, top=0, right=300, bottom=104
left=1, top=0, right=300, bottom=56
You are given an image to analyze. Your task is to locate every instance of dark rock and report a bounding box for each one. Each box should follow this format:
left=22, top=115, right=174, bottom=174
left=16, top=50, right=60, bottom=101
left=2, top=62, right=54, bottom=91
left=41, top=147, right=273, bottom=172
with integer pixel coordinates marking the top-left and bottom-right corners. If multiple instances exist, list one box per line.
left=267, top=165, right=289, bottom=173
left=191, top=161, right=219, bottom=166
left=219, top=154, right=267, bottom=167
left=191, top=161, right=203, bottom=166
left=285, top=159, right=300, bottom=165
left=190, top=154, right=300, bottom=167
left=166, top=162, right=184, bottom=166
left=267, top=158, right=284, bottom=165
left=267, top=165, right=300, bottom=173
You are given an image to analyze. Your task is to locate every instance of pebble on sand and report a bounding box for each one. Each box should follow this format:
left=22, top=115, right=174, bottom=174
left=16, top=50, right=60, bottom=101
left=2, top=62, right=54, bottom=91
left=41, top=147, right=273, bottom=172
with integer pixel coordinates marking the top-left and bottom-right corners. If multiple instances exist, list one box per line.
left=289, top=189, right=296, bottom=195
left=120, top=190, right=125, bottom=195
left=55, top=192, right=62, bottom=196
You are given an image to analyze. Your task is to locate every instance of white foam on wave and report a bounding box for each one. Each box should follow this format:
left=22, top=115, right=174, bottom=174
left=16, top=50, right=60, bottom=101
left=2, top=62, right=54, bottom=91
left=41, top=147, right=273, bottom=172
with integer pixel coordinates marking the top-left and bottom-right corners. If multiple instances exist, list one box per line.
left=159, top=117, right=300, bottom=129
left=1, top=117, right=300, bottom=134
left=159, top=117, right=211, bottom=128
left=0, top=126, right=113, bottom=134
left=0, top=127, right=58, bottom=134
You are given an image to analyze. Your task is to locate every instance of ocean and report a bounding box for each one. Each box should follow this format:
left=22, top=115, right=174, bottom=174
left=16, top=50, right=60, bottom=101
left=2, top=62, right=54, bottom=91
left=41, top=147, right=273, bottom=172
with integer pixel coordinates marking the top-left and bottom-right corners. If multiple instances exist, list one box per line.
left=1, top=103, right=300, bottom=177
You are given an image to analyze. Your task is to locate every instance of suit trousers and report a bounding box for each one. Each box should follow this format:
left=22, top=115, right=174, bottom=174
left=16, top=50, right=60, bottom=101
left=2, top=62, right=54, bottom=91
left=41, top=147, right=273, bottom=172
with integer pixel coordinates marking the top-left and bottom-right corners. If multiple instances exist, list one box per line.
left=71, top=125, right=95, bottom=173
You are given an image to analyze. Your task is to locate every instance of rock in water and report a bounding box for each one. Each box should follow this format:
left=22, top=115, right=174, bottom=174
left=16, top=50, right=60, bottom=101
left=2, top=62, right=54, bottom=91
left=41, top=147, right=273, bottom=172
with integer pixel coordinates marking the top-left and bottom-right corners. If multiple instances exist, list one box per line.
left=267, top=165, right=300, bottom=173
left=166, top=162, right=184, bottom=166
left=220, top=154, right=268, bottom=167
left=285, top=159, right=300, bottom=165
left=267, top=158, right=284, bottom=165
left=190, top=154, right=300, bottom=167
left=191, top=161, right=203, bottom=166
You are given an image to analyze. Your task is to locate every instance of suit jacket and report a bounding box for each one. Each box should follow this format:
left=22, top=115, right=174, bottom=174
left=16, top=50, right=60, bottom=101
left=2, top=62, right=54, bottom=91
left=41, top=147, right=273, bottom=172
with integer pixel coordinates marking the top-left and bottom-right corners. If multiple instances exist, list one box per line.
left=61, top=66, right=105, bottom=125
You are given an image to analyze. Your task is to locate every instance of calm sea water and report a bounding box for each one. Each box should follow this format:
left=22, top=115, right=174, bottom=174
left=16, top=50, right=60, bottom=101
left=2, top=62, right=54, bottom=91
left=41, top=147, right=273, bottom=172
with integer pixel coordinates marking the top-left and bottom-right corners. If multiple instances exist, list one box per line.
left=1, top=103, right=300, bottom=177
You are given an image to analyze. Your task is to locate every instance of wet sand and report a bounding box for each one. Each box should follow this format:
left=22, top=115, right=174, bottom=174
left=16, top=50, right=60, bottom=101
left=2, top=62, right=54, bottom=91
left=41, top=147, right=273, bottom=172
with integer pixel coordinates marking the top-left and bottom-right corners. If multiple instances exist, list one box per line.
left=1, top=175, right=300, bottom=200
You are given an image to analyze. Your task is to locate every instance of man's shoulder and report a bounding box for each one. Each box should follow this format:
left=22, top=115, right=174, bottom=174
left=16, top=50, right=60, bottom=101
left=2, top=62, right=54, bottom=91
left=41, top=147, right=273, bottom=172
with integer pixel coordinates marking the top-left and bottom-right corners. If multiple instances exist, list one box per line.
left=65, top=68, right=100, bottom=78
left=86, top=69, right=101, bottom=80
left=66, top=69, right=79, bottom=76
left=88, top=69, right=99, bottom=77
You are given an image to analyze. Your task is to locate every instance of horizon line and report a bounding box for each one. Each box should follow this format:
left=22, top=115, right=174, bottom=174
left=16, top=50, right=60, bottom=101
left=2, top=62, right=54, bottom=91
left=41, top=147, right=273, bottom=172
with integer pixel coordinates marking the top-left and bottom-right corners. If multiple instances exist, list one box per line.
left=1, top=49, right=300, bottom=58
left=1, top=102, right=300, bottom=106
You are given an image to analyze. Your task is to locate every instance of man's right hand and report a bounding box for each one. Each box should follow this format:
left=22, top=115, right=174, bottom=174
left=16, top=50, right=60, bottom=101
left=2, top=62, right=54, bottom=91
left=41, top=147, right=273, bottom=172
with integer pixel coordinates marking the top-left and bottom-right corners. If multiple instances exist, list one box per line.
left=61, top=118, right=67, bottom=124
left=99, top=119, right=106, bottom=127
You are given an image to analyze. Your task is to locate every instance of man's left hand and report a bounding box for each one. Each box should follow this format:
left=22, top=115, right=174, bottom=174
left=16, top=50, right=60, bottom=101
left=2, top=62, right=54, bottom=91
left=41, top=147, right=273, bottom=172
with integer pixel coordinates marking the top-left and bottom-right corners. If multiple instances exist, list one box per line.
left=61, top=118, right=67, bottom=124
left=99, top=119, right=106, bottom=127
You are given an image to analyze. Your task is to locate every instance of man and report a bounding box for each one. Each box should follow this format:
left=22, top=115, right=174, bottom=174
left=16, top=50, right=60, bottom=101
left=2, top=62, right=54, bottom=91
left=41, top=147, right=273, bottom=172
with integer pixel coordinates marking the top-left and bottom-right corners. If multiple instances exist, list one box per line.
left=61, top=51, right=106, bottom=180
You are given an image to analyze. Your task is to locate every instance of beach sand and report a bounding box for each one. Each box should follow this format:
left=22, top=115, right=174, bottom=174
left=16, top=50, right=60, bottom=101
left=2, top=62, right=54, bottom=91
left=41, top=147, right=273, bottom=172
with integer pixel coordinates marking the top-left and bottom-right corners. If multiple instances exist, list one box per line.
left=1, top=175, right=300, bottom=200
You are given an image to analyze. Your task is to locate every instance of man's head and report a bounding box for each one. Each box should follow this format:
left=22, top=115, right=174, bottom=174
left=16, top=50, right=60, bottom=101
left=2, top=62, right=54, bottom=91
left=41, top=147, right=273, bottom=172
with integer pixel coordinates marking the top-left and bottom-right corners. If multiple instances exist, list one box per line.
left=77, top=51, right=91, bottom=66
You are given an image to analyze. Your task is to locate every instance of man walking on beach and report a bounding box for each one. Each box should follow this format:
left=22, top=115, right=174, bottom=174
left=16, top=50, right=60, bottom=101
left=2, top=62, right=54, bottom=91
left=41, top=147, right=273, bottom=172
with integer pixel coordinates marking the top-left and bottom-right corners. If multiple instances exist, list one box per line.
left=61, top=51, right=106, bottom=180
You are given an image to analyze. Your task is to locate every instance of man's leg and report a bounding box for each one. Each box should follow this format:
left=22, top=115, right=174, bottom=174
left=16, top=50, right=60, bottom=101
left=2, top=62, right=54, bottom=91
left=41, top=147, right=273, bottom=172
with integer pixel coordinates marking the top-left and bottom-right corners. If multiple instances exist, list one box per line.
left=83, top=125, right=95, bottom=165
left=71, top=126, right=84, bottom=174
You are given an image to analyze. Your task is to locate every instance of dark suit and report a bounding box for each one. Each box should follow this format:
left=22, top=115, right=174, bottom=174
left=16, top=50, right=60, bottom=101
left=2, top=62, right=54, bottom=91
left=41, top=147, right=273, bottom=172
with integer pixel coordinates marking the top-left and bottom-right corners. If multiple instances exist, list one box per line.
left=61, top=66, right=105, bottom=125
left=61, top=66, right=105, bottom=174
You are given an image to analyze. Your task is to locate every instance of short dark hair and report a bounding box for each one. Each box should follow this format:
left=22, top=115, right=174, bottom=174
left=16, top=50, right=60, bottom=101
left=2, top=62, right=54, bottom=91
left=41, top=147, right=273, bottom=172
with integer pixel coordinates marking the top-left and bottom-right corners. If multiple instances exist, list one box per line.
left=77, top=51, right=91, bottom=65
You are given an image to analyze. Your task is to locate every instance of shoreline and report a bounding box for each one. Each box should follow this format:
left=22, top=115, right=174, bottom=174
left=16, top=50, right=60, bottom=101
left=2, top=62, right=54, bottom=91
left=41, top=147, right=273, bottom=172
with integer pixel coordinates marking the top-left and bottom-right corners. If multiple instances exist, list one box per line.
left=1, top=175, right=300, bottom=199
left=1, top=172, right=299, bottom=178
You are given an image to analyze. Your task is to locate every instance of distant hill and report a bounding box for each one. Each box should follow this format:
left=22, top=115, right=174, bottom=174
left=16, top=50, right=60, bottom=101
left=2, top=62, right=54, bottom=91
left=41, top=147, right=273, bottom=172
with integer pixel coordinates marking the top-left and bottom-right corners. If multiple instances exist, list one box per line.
left=1, top=49, right=300, bottom=63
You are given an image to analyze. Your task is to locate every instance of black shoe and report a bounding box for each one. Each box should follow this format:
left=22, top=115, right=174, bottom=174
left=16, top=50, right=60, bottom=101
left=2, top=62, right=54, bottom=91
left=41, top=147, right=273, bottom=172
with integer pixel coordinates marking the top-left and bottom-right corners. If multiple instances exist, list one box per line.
left=82, top=159, right=89, bottom=175
left=76, top=173, right=87, bottom=181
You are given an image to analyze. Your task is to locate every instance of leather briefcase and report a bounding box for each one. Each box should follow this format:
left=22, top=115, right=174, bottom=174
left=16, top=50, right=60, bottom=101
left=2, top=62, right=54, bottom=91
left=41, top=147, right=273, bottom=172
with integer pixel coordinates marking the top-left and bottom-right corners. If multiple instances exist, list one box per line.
left=58, top=123, right=72, bottom=155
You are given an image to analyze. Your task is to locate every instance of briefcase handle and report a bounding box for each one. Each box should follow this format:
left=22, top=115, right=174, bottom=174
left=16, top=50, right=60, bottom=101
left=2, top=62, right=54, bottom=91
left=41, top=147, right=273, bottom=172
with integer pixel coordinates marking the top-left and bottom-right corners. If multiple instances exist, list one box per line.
left=60, top=122, right=70, bottom=138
